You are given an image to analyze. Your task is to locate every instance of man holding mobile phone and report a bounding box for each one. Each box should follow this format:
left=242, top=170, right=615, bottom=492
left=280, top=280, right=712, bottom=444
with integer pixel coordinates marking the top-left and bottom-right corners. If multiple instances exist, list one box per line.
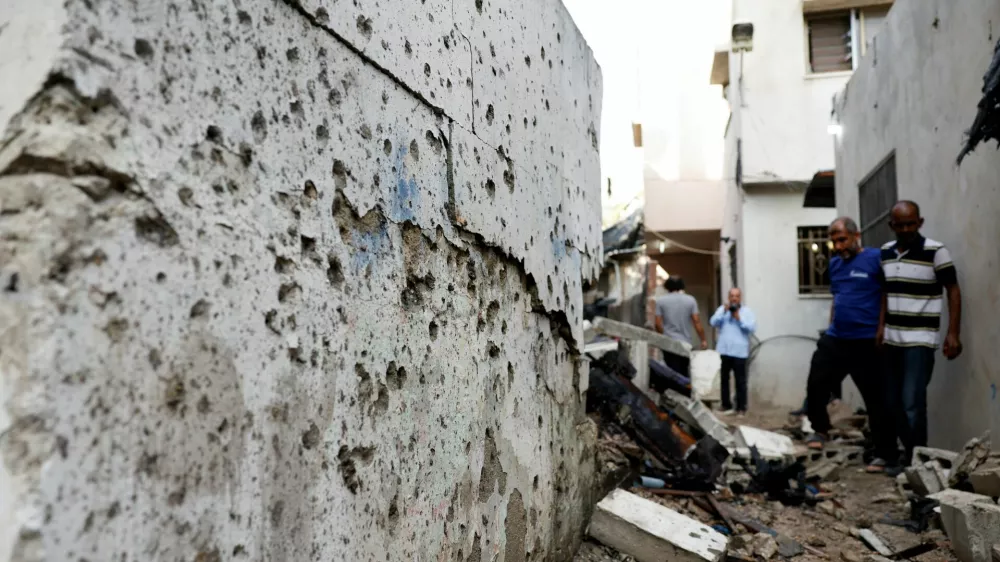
left=710, top=288, right=756, bottom=415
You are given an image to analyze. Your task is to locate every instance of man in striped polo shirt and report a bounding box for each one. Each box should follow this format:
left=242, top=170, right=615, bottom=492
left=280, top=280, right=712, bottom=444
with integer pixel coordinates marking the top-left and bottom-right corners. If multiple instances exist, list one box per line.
left=879, top=200, right=963, bottom=461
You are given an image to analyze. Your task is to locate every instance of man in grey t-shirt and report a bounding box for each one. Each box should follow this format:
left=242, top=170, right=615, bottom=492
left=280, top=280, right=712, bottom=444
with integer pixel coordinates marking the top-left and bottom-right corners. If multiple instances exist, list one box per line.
left=654, top=276, right=708, bottom=377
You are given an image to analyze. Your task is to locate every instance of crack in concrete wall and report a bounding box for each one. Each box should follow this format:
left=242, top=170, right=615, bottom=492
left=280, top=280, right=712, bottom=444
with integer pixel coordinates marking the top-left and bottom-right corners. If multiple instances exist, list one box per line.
left=0, top=0, right=603, bottom=560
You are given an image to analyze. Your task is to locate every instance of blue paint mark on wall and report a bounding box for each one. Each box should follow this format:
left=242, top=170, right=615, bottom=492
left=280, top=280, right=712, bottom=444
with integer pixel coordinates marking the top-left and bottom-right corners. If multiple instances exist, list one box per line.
left=390, top=143, right=420, bottom=222
left=349, top=219, right=389, bottom=273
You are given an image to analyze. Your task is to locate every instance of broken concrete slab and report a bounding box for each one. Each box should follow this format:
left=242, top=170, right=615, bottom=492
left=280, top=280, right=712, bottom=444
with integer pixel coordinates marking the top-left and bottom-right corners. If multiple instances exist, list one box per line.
left=969, top=466, right=1000, bottom=498
left=588, top=489, right=728, bottom=562
left=912, top=446, right=959, bottom=468
left=945, top=501, right=1000, bottom=562
left=950, top=432, right=992, bottom=488
left=930, top=489, right=998, bottom=562
left=662, top=389, right=737, bottom=448
left=734, top=426, right=795, bottom=461
left=857, top=529, right=893, bottom=557
left=592, top=317, right=692, bottom=358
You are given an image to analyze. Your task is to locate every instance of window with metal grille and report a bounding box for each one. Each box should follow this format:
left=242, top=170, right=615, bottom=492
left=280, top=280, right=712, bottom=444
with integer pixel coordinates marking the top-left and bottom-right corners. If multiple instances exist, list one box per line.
left=858, top=153, right=898, bottom=247
left=798, top=226, right=833, bottom=295
left=807, top=13, right=853, bottom=73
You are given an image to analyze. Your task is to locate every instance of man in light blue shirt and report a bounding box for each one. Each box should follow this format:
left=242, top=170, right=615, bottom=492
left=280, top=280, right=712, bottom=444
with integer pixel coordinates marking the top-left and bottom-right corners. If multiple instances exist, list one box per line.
left=710, top=288, right=757, bottom=415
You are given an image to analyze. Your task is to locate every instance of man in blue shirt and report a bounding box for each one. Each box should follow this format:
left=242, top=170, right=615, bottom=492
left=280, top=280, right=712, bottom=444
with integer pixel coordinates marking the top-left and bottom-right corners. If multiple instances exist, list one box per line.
left=710, top=288, right=756, bottom=415
left=805, top=217, right=898, bottom=472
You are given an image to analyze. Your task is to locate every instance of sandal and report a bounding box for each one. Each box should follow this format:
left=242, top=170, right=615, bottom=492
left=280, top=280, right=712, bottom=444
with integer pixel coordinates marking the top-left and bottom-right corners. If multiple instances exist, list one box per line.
left=806, top=433, right=827, bottom=450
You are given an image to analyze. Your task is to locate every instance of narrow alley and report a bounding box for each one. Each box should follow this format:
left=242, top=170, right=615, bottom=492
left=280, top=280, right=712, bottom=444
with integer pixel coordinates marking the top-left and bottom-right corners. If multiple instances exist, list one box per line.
left=1, top=0, right=1000, bottom=561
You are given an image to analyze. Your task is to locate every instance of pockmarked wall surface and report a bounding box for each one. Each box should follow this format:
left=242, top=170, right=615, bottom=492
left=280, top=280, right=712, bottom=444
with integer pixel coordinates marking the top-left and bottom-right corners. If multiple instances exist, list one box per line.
left=0, top=0, right=604, bottom=559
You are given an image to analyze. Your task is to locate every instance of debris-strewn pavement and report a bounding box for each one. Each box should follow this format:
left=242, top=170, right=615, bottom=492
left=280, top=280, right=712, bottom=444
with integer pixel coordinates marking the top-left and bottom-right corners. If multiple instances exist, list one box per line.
left=574, top=345, right=998, bottom=562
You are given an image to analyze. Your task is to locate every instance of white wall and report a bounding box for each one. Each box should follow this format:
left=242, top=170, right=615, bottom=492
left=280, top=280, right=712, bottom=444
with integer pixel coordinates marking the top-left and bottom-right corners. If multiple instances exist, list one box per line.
left=645, top=180, right=725, bottom=232
left=741, top=187, right=837, bottom=408
left=833, top=0, right=1000, bottom=449
left=0, top=0, right=603, bottom=560
left=730, top=0, right=849, bottom=183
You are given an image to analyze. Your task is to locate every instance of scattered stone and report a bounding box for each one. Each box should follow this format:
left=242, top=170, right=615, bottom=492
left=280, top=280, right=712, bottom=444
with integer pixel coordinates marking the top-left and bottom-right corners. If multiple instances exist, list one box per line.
left=991, top=545, right=999, bottom=562
left=751, top=533, right=778, bottom=561
left=817, top=502, right=837, bottom=516
left=855, top=515, right=873, bottom=529
left=863, top=555, right=893, bottom=562
left=589, top=489, right=728, bottom=562
left=806, top=536, right=827, bottom=548
left=871, top=493, right=900, bottom=504
left=840, top=551, right=863, bottom=562
left=832, top=523, right=852, bottom=536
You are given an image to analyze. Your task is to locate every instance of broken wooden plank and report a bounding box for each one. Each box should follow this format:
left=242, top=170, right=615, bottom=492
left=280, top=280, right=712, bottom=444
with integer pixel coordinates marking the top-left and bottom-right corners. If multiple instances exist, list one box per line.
left=888, top=542, right=938, bottom=560
left=589, top=489, right=728, bottom=562
left=707, top=494, right=738, bottom=536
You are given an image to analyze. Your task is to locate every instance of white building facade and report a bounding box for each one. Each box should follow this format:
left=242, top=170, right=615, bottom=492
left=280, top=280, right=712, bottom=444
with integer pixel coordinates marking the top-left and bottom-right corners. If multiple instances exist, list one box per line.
left=715, top=0, right=892, bottom=408
left=832, top=0, right=1000, bottom=448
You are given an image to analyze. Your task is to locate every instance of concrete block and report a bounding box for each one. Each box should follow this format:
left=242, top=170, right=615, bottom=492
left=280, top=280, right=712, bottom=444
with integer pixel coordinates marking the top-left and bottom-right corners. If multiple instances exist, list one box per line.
left=912, top=446, right=959, bottom=468
left=951, top=432, right=992, bottom=487
left=735, top=426, right=795, bottom=461
left=969, top=467, right=1000, bottom=498
left=930, top=489, right=997, bottom=562
left=946, top=501, right=1000, bottom=562
left=906, top=462, right=944, bottom=496
left=662, top=389, right=736, bottom=448
left=588, top=489, right=728, bottom=562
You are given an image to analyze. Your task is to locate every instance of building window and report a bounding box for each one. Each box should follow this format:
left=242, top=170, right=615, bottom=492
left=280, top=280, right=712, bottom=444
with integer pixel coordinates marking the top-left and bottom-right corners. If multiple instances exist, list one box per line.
left=798, top=226, right=833, bottom=295
left=858, top=153, right=898, bottom=247
left=807, top=13, right=853, bottom=73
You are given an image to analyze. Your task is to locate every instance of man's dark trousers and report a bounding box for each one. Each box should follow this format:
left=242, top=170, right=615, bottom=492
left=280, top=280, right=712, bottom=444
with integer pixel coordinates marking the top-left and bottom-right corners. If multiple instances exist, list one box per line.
left=720, top=355, right=748, bottom=411
left=806, top=335, right=897, bottom=461
left=884, top=345, right=935, bottom=461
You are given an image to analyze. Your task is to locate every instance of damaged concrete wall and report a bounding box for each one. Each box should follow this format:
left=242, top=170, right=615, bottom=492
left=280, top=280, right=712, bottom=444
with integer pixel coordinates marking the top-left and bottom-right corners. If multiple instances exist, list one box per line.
left=0, top=0, right=603, bottom=560
left=832, top=0, right=1000, bottom=450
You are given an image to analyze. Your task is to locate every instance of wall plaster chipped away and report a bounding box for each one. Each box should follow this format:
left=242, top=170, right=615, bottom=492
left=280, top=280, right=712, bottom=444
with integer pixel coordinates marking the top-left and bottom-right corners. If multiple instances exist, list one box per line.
left=0, top=0, right=603, bottom=560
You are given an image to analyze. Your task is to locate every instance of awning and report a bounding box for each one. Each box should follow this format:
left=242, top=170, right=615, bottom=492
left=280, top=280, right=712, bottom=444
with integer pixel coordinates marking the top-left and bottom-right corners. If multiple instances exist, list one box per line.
left=802, top=0, right=893, bottom=15
left=804, top=170, right=836, bottom=208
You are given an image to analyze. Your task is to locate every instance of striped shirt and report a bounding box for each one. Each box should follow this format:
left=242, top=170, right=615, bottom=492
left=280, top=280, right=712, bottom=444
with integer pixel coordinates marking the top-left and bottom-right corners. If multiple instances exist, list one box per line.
left=880, top=236, right=957, bottom=348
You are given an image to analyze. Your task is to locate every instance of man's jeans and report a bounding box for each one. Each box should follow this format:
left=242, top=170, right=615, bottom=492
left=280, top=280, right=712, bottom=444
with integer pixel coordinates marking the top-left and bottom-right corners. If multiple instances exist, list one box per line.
left=884, top=345, right=936, bottom=460
left=806, top=335, right=897, bottom=462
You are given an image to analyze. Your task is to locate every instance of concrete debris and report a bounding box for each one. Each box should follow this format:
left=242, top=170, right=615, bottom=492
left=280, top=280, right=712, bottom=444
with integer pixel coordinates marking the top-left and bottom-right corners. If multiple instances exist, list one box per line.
left=734, top=426, right=795, bottom=462
left=931, top=489, right=999, bottom=562
left=588, top=489, right=728, bottom=562
left=968, top=465, right=1000, bottom=498
left=661, top=389, right=737, bottom=448
left=905, top=461, right=948, bottom=496
left=841, top=552, right=863, bottom=562
left=992, top=545, right=999, bottom=562
left=949, top=432, right=992, bottom=488
left=862, top=555, right=893, bottom=562
left=591, top=317, right=692, bottom=358
left=945, top=501, right=1000, bottom=562
left=857, top=529, right=893, bottom=557
left=912, top=446, right=959, bottom=468
left=751, top=532, right=779, bottom=560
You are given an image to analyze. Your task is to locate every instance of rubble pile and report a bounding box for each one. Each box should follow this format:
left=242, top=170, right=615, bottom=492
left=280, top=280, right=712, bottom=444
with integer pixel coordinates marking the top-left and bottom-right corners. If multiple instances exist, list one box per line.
left=574, top=339, right=999, bottom=562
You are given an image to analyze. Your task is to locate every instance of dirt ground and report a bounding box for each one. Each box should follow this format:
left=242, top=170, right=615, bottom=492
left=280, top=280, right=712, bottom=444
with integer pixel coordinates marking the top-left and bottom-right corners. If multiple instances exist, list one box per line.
left=574, top=407, right=959, bottom=562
